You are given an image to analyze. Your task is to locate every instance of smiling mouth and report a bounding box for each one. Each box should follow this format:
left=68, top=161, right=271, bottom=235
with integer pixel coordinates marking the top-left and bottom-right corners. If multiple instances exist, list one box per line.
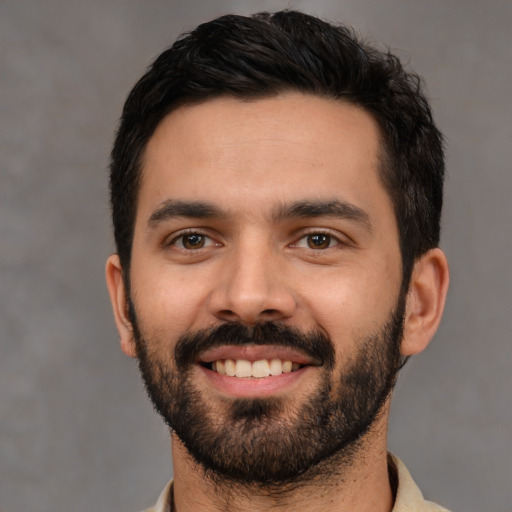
left=202, top=358, right=304, bottom=378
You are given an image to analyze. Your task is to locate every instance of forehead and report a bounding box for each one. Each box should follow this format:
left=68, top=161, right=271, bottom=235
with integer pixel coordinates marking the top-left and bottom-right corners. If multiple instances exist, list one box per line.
left=138, top=93, right=392, bottom=226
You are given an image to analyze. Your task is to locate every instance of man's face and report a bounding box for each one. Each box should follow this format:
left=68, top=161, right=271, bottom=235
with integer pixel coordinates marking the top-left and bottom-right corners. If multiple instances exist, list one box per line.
left=125, top=93, right=405, bottom=483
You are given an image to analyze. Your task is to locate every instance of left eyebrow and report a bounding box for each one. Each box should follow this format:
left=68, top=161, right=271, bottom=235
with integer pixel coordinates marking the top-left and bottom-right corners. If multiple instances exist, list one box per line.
left=147, top=199, right=228, bottom=227
left=272, top=199, right=373, bottom=232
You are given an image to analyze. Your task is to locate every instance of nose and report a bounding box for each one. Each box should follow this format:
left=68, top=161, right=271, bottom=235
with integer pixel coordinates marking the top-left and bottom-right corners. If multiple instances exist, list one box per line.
left=208, top=241, right=297, bottom=325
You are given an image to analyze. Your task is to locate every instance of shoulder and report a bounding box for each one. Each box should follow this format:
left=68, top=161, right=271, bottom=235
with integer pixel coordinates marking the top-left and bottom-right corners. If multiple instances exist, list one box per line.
left=390, top=454, right=451, bottom=512
left=141, top=480, right=174, bottom=512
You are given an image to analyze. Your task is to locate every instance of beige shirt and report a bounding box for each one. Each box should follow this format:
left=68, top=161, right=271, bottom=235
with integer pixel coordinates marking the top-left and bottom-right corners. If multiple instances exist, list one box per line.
left=143, top=455, right=450, bottom=512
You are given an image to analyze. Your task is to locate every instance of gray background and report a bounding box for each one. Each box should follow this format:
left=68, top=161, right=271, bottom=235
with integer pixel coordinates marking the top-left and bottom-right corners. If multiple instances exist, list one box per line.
left=1, top=1, right=511, bottom=511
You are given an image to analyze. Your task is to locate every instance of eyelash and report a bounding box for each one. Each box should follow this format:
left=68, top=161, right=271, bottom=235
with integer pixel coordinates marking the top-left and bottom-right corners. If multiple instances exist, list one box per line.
left=167, top=229, right=343, bottom=252
left=291, top=231, right=343, bottom=250
left=167, top=230, right=218, bottom=250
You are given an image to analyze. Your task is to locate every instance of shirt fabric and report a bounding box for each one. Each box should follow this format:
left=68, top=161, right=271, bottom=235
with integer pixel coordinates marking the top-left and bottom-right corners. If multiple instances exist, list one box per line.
left=143, top=454, right=450, bottom=512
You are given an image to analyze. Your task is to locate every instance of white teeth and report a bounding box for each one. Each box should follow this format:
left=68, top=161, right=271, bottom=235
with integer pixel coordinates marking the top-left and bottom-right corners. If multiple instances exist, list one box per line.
left=224, top=359, right=236, bottom=377
left=216, top=360, right=225, bottom=375
left=252, top=359, right=270, bottom=378
left=210, top=358, right=302, bottom=378
left=235, top=359, right=252, bottom=378
left=269, top=358, right=283, bottom=376
left=282, top=360, right=293, bottom=373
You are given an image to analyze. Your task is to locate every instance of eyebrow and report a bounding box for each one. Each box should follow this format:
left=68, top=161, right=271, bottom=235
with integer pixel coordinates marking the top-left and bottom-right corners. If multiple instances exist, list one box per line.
left=148, top=198, right=373, bottom=231
left=148, top=199, right=227, bottom=226
left=273, top=200, right=373, bottom=231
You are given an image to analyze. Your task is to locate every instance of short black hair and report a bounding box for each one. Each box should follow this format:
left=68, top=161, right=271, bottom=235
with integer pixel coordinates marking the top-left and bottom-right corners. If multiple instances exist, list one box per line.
left=110, top=10, right=444, bottom=287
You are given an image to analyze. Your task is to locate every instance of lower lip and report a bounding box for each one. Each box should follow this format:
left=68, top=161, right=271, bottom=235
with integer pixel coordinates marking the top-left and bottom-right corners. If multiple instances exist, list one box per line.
left=198, top=364, right=313, bottom=398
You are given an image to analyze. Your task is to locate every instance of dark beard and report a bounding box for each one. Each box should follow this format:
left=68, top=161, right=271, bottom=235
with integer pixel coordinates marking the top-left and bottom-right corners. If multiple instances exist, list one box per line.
left=131, top=298, right=405, bottom=487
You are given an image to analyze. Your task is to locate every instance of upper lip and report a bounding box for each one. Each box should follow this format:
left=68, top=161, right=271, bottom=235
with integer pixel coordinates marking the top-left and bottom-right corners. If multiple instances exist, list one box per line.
left=198, top=345, right=317, bottom=366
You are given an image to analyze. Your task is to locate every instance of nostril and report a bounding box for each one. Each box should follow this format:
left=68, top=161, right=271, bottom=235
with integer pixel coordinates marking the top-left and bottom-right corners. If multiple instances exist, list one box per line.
left=215, top=309, right=245, bottom=322
left=219, top=309, right=236, bottom=317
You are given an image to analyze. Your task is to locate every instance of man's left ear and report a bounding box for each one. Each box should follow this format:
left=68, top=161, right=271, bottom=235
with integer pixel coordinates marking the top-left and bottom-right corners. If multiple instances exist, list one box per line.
left=401, top=248, right=450, bottom=356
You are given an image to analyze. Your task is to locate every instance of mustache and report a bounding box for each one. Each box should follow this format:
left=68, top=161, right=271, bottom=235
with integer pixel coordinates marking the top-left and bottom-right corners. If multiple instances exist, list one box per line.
left=174, top=321, right=335, bottom=370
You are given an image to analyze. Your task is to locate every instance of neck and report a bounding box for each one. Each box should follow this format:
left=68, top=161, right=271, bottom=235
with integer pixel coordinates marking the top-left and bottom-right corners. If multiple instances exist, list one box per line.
left=171, top=415, right=394, bottom=512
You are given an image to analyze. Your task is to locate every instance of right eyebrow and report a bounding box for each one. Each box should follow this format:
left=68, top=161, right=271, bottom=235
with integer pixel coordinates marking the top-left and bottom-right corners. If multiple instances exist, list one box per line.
left=147, top=199, right=227, bottom=227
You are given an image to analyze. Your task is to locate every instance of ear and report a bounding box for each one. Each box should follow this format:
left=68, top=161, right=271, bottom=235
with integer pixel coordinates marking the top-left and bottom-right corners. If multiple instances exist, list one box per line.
left=105, top=254, right=137, bottom=358
left=401, top=248, right=450, bottom=356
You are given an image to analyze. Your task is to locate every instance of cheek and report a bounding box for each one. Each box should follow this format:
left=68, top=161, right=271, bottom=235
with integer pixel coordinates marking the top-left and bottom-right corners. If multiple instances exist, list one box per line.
left=301, top=263, right=400, bottom=351
left=130, top=265, right=211, bottom=345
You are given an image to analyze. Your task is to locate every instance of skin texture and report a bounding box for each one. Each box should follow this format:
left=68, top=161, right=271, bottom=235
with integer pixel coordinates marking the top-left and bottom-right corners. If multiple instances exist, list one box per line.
left=106, top=93, right=449, bottom=512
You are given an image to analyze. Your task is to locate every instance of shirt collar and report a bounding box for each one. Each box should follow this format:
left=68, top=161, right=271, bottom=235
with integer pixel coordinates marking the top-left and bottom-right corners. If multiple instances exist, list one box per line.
left=149, top=454, right=449, bottom=512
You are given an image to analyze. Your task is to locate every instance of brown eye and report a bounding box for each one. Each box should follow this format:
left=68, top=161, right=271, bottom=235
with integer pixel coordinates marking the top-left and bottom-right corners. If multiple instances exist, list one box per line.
left=307, top=234, right=331, bottom=249
left=181, top=233, right=206, bottom=249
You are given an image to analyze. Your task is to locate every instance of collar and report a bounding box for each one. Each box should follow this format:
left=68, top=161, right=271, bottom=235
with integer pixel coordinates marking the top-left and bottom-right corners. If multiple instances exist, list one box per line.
left=147, top=454, right=450, bottom=512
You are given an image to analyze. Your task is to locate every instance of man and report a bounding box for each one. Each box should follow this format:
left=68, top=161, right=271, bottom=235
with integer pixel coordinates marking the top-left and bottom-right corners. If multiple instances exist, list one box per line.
left=106, top=10, right=450, bottom=512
